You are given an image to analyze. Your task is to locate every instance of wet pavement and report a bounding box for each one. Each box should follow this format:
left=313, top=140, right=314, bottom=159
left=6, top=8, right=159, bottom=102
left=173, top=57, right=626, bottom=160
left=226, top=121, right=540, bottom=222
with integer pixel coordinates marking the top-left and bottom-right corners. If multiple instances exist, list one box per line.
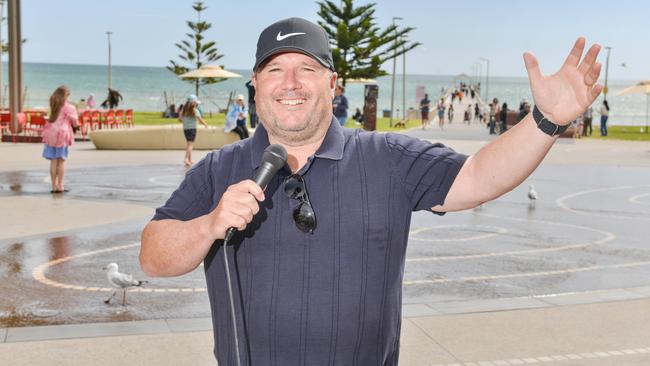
left=1, top=139, right=649, bottom=329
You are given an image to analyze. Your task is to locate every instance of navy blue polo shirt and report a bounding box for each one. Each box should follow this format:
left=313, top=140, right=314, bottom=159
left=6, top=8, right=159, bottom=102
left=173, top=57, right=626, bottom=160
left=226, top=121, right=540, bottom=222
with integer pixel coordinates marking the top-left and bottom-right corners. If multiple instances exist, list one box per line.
left=153, top=117, right=467, bottom=365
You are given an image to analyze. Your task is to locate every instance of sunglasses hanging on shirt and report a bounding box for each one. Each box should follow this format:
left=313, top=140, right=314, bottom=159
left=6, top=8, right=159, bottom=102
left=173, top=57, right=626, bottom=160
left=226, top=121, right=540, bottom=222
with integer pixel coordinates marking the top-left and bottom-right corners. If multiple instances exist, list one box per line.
left=283, top=174, right=317, bottom=234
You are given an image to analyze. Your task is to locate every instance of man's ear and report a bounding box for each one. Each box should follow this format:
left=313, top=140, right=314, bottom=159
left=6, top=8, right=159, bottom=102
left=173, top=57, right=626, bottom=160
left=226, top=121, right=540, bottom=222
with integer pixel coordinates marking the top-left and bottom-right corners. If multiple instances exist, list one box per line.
left=250, top=72, right=257, bottom=88
left=329, top=72, right=338, bottom=98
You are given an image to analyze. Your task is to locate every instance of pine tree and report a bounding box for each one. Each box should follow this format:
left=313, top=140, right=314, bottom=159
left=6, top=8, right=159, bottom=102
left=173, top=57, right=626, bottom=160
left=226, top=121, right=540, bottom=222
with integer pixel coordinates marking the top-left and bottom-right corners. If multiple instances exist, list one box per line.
left=167, top=1, right=224, bottom=96
left=317, top=0, right=421, bottom=86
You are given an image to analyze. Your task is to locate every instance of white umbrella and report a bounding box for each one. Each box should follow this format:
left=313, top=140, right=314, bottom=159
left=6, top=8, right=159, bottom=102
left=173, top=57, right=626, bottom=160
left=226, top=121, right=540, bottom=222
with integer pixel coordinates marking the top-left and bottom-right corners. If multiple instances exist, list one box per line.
left=616, top=80, right=650, bottom=133
left=346, top=78, right=377, bottom=84
left=179, top=65, right=242, bottom=79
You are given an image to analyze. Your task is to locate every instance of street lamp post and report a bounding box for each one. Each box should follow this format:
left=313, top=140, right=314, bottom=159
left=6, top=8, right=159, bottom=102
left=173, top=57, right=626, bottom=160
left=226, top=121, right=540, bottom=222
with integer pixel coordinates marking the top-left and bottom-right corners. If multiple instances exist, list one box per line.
left=389, top=16, right=402, bottom=128
left=402, top=38, right=406, bottom=121
left=480, top=57, right=490, bottom=103
left=0, top=0, right=5, bottom=109
left=477, top=62, right=482, bottom=96
left=8, top=0, right=22, bottom=134
left=603, top=46, right=612, bottom=101
left=107, top=31, right=113, bottom=90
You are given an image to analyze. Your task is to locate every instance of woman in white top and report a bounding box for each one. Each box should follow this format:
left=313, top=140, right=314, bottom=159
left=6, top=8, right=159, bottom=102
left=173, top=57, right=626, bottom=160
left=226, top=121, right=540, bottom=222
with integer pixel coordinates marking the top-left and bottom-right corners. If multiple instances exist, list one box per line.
left=599, top=100, right=610, bottom=137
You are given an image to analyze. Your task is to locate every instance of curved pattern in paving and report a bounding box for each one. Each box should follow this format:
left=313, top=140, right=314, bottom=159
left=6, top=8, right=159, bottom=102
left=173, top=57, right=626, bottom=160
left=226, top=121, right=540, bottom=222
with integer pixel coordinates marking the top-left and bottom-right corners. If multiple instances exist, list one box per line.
left=31, top=243, right=206, bottom=293
left=2, top=163, right=650, bottom=324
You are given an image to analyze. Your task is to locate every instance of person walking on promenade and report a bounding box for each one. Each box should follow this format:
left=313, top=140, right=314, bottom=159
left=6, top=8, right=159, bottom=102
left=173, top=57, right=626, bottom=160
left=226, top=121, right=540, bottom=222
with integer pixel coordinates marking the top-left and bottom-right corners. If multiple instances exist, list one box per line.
left=437, top=97, right=446, bottom=129
left=245, top=80, right=258, bottom=129
left=332, top=85, right=349, bottom=126
left=582, top=105, right=593, bottom=136
left=488, top=102, right=497, bottom=134
left=140, top=18, right=603, bottom=364
left=599, top=99, right=610, bottom=136
left=41, top=86, right=79, bottom=193
left=225, top=94, right=249, bottom=140
left=499, top=102, right=509, bottom=134
left=448, top=103, right=454, bottom=124
left=179, top=94, right=209, bottom=167
left=493, top=97, right=501, bottom=128
left=420, top=93, right=431, bottom=129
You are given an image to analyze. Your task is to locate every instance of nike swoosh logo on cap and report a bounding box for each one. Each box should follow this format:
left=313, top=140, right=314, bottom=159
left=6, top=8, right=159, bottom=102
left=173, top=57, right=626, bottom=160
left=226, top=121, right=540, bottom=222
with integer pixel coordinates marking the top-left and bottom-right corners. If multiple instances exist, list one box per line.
left=276, top=32, right=306, bottom=41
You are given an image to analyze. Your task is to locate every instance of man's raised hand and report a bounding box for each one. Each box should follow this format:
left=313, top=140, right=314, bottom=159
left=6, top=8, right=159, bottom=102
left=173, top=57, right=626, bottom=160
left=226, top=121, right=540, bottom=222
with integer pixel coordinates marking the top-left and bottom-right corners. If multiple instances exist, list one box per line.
left=523, top=37, right=603, bottom=126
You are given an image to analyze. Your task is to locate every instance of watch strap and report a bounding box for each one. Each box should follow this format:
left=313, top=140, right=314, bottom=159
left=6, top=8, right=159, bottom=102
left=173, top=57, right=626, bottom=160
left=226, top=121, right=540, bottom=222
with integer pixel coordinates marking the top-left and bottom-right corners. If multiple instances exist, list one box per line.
left=533, top=105, right=569, bottom=136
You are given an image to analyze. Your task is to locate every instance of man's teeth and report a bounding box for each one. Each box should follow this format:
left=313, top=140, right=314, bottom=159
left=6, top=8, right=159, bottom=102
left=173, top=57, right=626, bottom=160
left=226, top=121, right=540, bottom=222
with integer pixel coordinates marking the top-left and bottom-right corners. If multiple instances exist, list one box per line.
left=279, top=99, right=305, bottom=105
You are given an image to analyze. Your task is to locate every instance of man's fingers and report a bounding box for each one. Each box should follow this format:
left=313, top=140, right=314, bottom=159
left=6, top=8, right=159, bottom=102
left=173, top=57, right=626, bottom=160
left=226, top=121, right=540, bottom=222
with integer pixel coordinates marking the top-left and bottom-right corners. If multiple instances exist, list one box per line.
left=235, top=194, right=261, bottom=216
left=232, top=179, right=266, bottom=201
left=585, top=62, right=602, bottom=86
left=591, top=84, right=604, bottom=99
left=523, top=52, right=543, bottom=85
left=563, top=37, right=586, bottom=68
left=577, top=43, right=601, bottom=74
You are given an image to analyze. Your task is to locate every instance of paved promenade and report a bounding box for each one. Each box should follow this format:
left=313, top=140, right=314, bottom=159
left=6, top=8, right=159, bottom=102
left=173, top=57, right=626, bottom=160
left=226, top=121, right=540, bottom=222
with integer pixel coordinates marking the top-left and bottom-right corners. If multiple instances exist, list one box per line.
left=1, top=119, right=649, bottom=365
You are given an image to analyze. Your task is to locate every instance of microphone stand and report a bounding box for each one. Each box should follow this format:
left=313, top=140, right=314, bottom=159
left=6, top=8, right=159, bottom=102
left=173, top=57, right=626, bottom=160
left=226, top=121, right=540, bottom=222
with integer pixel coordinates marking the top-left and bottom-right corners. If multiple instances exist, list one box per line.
left=223, top=233, right=242, bottom=366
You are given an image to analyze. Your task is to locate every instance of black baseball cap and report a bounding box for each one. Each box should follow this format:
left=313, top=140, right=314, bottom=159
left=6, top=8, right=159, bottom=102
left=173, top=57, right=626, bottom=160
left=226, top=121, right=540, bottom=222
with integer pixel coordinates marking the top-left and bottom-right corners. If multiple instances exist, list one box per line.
left=254, top=17, right=334, bottom=72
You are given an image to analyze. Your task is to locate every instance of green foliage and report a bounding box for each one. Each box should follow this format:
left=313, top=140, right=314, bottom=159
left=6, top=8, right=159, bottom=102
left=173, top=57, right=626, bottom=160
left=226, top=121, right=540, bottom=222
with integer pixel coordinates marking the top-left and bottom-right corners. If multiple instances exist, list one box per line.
left=316, top=0, right=421, bottom=86
left=587, top=125, right=650, bottom=141
left=133, top=111, right=225, bottom=126
left=167, top=1, right=224, bottom=95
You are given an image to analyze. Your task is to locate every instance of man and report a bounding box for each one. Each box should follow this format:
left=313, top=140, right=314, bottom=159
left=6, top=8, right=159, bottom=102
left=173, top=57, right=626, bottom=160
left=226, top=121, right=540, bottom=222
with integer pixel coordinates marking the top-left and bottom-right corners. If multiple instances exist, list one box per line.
left=582, top=105, right=593, bottom=136
left=419, top=93, right=431, bottom=129
left=101, top=88, right=123, bottom=109
left=245, top=79, right=258, bottom=129
left=332, top=84, right=348, bottom=126
left=140, top=17, right=603, bottom=365
left=517, top=102, right=531, bottom=123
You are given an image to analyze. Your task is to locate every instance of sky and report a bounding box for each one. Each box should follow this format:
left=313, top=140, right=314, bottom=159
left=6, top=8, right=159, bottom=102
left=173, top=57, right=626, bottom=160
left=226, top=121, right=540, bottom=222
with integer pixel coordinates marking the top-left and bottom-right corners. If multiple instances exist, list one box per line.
left=16, top=0, right=650, bottom=80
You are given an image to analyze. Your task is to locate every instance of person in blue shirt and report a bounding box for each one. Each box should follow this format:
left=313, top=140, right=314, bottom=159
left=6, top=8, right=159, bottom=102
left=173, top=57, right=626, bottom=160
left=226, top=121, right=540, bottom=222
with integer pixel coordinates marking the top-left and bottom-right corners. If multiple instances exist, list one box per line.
left=332, top=85, right=348, bottom=126
left=225, top=94, right=249, bottom=140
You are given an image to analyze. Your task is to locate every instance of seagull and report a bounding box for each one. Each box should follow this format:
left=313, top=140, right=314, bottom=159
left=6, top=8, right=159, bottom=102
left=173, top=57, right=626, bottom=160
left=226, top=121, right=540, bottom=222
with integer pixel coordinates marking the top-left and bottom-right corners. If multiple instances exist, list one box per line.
left=528, top=184, right=538, bottom=207
left=102, top=263, right=148, bottom=306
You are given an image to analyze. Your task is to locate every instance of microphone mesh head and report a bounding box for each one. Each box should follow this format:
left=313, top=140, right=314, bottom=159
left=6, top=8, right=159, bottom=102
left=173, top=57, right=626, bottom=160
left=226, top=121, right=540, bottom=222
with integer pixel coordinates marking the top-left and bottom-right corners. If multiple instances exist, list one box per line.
left=263, top=144, right=288, bottom=169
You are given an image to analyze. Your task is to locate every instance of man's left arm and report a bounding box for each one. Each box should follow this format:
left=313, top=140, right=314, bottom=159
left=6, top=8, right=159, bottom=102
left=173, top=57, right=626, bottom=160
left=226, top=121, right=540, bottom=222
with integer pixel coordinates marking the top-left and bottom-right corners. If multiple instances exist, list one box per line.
left=434, top=37, right=603, bottom=212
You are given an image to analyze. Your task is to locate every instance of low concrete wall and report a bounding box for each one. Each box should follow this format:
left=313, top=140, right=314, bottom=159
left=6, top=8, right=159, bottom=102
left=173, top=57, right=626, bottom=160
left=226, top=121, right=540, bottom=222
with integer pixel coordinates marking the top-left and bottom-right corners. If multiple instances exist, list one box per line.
left=90, top=125, right=239, bottom=150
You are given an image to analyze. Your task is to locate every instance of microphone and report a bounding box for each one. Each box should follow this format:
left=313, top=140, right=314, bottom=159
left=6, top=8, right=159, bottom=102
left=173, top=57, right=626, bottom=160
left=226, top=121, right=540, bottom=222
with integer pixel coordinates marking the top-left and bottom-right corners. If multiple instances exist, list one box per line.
left=224, top=144, right=288, bottom=241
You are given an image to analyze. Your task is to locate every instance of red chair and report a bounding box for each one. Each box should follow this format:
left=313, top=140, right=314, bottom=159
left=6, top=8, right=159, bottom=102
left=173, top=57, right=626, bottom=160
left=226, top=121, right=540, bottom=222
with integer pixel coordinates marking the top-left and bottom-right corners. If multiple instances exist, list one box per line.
left=0, top=112, right=10, bottom=134
left=79, top=110, right=92, bottom=138
left=26, top=114, right=47, bottom=136
left=125, top=109, right=133, bottom=127
left=114, top=109, right=124, bottom=128
left=90, top=110, right=102, bottom=130
left=104, top=110, right=116, bottom=129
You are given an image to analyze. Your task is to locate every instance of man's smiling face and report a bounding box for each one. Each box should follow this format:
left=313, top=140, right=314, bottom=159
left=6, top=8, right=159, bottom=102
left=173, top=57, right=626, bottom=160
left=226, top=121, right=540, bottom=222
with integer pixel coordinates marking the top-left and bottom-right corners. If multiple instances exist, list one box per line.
left=253, top=52, right=336, bottom=144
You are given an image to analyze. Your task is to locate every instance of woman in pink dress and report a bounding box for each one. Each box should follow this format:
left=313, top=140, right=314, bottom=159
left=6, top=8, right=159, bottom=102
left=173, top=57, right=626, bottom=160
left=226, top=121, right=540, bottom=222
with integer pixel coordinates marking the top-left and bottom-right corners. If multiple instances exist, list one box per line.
left=41, top=86, right=79, bottom=193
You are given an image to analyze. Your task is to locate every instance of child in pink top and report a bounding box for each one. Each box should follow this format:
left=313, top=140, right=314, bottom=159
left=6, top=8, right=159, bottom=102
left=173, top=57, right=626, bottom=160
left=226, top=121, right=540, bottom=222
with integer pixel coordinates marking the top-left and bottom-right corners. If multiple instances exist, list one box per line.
left=42, top=85, right=79, bottom=193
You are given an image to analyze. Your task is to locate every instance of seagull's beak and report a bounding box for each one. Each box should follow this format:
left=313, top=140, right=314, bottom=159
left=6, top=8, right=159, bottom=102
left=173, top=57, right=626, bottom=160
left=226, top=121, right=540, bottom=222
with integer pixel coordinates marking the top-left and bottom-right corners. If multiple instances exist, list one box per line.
left=102, top=266, right=107, bottom=270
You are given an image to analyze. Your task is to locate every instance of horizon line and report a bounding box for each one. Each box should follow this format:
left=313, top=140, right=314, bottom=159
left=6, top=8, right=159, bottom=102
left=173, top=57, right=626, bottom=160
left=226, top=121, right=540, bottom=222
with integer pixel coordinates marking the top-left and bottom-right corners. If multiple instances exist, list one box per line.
left=12, top=61, right=644, bottom=83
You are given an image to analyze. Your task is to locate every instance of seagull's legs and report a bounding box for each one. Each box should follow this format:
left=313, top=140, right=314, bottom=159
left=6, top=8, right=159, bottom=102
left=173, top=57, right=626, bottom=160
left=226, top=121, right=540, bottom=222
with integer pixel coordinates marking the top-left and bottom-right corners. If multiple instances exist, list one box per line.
left=122, top=289, right=127, bottom=306
left=104, top=291, right=117, bottom=304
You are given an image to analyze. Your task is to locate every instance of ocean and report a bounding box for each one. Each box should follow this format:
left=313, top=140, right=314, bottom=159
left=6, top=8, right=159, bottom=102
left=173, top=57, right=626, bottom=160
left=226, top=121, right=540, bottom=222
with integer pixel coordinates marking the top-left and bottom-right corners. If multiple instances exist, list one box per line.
left=11, top=62, right=649, bottom=126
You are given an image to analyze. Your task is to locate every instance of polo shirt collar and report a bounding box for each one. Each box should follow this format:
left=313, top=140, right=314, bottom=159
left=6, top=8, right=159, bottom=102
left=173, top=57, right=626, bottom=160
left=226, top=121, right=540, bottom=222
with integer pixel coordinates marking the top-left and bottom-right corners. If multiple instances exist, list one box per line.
left=250, top=116, right=346, bottom=169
